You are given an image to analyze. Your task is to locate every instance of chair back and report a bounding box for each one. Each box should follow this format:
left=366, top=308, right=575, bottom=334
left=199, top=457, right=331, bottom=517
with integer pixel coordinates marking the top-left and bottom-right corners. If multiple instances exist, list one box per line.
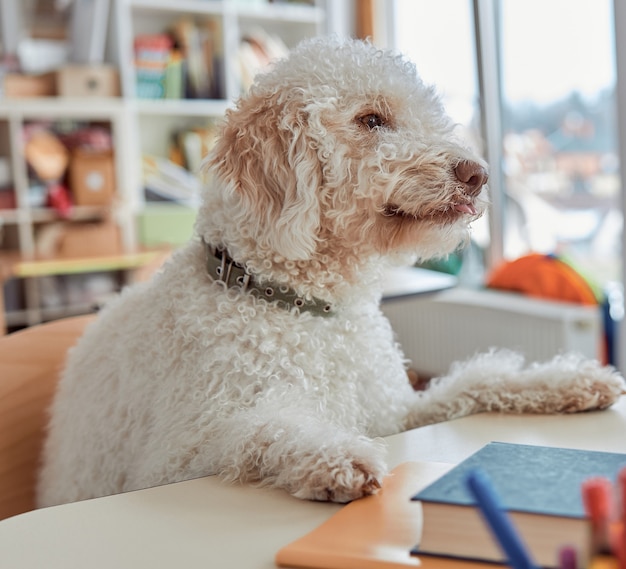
left=0, top=314, right=95, bottom=520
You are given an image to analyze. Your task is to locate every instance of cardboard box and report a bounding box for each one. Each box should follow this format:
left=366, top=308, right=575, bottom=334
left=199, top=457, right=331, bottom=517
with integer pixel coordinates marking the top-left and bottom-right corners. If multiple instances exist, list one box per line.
left=57, top=221, right=122, bottom=258
left=69, top=149, right=116, bottom=206
left=3, top=71, right=57, bottom=97
left=57, top=65, right=120, bottom=97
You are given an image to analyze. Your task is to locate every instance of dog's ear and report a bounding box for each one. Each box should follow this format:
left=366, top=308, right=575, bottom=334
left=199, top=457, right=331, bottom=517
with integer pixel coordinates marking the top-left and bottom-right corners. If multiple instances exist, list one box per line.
left=208, top=93, right=322, bottom=261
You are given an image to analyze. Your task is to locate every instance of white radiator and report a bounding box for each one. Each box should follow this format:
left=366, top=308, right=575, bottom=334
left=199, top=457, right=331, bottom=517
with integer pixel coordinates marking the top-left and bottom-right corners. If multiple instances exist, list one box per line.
left=381, top=287, right=602, bottom=377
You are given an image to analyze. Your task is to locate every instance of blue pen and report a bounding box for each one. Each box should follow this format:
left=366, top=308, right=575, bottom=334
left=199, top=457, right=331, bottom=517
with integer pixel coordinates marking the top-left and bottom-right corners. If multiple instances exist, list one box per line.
left=466, top=469, right=538, bottom=569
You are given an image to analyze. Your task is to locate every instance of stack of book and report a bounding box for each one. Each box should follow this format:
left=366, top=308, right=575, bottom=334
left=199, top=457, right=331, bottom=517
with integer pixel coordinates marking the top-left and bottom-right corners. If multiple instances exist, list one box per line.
left=134, top=18, right=223, bottom=100
left=134, top=34, right=175, bottom=99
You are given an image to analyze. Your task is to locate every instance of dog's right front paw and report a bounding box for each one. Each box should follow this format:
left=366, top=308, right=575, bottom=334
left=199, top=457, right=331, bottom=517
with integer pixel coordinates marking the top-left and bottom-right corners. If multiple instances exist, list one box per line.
left=291, top=454, right=386, bottom=503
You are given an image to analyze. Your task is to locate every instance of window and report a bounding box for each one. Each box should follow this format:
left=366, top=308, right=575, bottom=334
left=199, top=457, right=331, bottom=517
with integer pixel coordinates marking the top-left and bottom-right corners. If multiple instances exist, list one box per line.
left=499, top=0, right=618, bottom=285
left=393, top=0, right=478, bottom=132
left=393, top=0, right=619, bottom=281
left=390, top=0, right=625, bottom=368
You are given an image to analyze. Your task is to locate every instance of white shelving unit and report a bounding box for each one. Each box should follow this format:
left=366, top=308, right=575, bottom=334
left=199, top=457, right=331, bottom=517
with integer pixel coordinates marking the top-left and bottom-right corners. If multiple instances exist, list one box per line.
left=115, top=0, right=326, bottom=210
left=0, top=0, right=327, bottom=331
left=0, top=96, right=139, bottom=330
left=0, top=97, right=136, bottom=254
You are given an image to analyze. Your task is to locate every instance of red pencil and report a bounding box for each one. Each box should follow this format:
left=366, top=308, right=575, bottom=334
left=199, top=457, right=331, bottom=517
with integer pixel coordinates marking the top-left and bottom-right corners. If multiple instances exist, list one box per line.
left=582, top=477, right=619, bottom=569
left=616, top=468, right=626, bottom=569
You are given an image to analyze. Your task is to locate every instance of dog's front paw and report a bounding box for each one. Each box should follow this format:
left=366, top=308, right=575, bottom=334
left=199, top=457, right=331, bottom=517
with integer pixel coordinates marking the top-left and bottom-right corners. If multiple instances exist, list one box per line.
left=537, top=354, right=626, bottom=413
left=566, top=360, right=626, bottom=412
left=293, top=459, right=384, bottom=503
left=289, top=442, right=387, bottom=503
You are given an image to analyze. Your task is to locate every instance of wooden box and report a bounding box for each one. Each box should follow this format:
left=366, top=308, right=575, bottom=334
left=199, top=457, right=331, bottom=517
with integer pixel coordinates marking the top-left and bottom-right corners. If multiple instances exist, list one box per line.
left=57, top=65, right=120, bottom=97
left=3, top=72, right=57, bottom=97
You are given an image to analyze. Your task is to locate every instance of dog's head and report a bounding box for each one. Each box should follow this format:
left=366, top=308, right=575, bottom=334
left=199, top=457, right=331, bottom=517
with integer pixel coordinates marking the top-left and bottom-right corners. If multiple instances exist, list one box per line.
left=203, top=37, right=488, bottom=264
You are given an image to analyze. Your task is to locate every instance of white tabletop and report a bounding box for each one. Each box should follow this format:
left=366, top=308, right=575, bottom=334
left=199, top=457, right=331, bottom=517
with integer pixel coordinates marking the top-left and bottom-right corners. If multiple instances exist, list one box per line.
left=3, top=396, right=626, bottom=569
left=382, top=266, right=457, bottom=299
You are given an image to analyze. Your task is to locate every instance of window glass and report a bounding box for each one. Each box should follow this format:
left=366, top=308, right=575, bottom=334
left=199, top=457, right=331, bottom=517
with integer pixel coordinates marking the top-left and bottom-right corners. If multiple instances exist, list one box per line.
left=393, top=0, right=479, bottom=142
left=499, top=0, right=619, bottom=285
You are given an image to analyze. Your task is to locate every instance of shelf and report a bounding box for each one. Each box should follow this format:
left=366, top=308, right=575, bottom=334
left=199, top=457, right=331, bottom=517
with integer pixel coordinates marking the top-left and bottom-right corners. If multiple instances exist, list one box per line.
left=1, top=248, right=170, bottom=331
left=5, top=304, right=97, bottom=328
left=29, top=206, right=112, bottom=223
left=12, top=250, right=168, bottom=278
left=0, top=0, right=325, bottom=332
left=0, top=97, right=127, bottom=120
left=127, top=0, right=321, bottom=22
left=1, top=207, right=107, bottom=224
left=133, top=98, right=233, bottom=116
left=128, top=0, right=224, bottom=16
left=1, top=249, right=168, bottom=279
left=39, top=303, right=100, bottom=320
left=0, top=209, right=22, bottom=224
left=236, top=3, right=324, bottom=23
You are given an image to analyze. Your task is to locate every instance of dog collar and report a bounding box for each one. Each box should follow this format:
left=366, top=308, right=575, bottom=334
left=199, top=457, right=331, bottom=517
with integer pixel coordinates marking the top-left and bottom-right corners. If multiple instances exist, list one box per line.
left=203, top=241, right=335, bottom=317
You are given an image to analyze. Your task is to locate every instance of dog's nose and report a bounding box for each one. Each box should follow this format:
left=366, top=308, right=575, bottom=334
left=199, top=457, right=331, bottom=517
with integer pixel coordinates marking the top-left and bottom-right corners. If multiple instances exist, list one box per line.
left=454, top=160, right=488, bottom=196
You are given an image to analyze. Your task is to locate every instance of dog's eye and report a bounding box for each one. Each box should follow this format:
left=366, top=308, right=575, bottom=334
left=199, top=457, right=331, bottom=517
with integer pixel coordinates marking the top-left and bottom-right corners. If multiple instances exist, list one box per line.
left=358, top=114, right=385, bottom=130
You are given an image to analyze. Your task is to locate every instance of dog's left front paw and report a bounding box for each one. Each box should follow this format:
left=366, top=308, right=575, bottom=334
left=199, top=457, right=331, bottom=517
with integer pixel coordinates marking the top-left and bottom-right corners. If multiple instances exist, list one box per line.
left=296, top=460, right=383, bottom=503
left=289, top=444, right=387, bottom=503
left=552, top=357, right=626, bottom=413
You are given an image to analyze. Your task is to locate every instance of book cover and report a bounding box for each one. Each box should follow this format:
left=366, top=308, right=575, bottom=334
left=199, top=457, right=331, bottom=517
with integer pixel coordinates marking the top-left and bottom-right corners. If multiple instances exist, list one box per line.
left=411, top=442, right=626, bottom=568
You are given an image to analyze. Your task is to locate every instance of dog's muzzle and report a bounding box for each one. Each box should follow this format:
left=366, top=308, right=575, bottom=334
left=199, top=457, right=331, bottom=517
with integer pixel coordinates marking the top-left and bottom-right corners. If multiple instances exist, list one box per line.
left=203, top=240, right=335, bottom=318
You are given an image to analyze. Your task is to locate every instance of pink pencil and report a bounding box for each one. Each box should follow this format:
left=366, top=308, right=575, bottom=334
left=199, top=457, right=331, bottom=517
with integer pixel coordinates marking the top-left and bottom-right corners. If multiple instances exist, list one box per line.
left=558, top=545, right=577, bottom=569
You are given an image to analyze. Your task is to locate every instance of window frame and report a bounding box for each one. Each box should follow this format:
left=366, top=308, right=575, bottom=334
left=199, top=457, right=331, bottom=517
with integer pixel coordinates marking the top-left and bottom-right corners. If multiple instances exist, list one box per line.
left=612, top=0, right=626, bottom=372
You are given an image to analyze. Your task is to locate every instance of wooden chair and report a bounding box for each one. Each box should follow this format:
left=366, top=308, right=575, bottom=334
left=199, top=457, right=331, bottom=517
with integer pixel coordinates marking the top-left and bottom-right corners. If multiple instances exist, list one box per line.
left=0, top=314, right=95, bottom=521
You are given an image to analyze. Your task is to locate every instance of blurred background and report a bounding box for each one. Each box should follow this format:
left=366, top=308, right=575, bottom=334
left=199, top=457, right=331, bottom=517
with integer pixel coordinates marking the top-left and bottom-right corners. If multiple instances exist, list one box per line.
left=1, top=0, right=626, bottom=372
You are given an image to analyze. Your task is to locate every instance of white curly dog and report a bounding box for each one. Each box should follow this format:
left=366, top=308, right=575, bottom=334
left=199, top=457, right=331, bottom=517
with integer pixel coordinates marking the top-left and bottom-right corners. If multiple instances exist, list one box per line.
left=38, top=37, right=625, bottom=506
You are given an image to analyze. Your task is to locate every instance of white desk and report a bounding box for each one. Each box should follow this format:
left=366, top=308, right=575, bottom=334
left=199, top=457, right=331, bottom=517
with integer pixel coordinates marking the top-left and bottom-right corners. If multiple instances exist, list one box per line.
left=3, top=397, right=626, bottom=569
left=382, top=266, right=457, bottom=299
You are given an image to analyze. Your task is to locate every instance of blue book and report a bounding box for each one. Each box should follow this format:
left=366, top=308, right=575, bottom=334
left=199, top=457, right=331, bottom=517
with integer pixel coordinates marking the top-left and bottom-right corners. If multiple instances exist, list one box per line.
left=411, top=442, right=626, bottom=568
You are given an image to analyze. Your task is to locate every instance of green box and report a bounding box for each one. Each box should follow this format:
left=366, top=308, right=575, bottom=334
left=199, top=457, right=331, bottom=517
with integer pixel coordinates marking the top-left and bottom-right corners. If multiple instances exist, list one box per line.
left=138, top=204, right=197, bottom=248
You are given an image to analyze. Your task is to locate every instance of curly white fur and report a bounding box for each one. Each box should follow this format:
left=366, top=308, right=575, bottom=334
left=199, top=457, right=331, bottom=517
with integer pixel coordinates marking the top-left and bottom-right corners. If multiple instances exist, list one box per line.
left=37, top=37, right=625, bottom=507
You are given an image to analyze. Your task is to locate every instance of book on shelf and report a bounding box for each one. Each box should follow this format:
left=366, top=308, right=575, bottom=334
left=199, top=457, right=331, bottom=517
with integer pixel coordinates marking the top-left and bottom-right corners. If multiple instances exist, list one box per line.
left=411, top=442, right=626, bottom=568
left=238, top=28, right=288, bottom=91
left=134, top=18, right=224, bottom=101
left=134, top=34, right=173, bottom=99
left=142, top=155, right=201, bottom=207
left=173, top=17, right=223, bottom=100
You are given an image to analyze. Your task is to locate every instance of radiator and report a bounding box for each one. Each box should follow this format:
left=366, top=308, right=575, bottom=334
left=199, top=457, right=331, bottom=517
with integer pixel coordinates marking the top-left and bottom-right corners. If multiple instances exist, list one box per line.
left=381, top=287, right=601, bottom=377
